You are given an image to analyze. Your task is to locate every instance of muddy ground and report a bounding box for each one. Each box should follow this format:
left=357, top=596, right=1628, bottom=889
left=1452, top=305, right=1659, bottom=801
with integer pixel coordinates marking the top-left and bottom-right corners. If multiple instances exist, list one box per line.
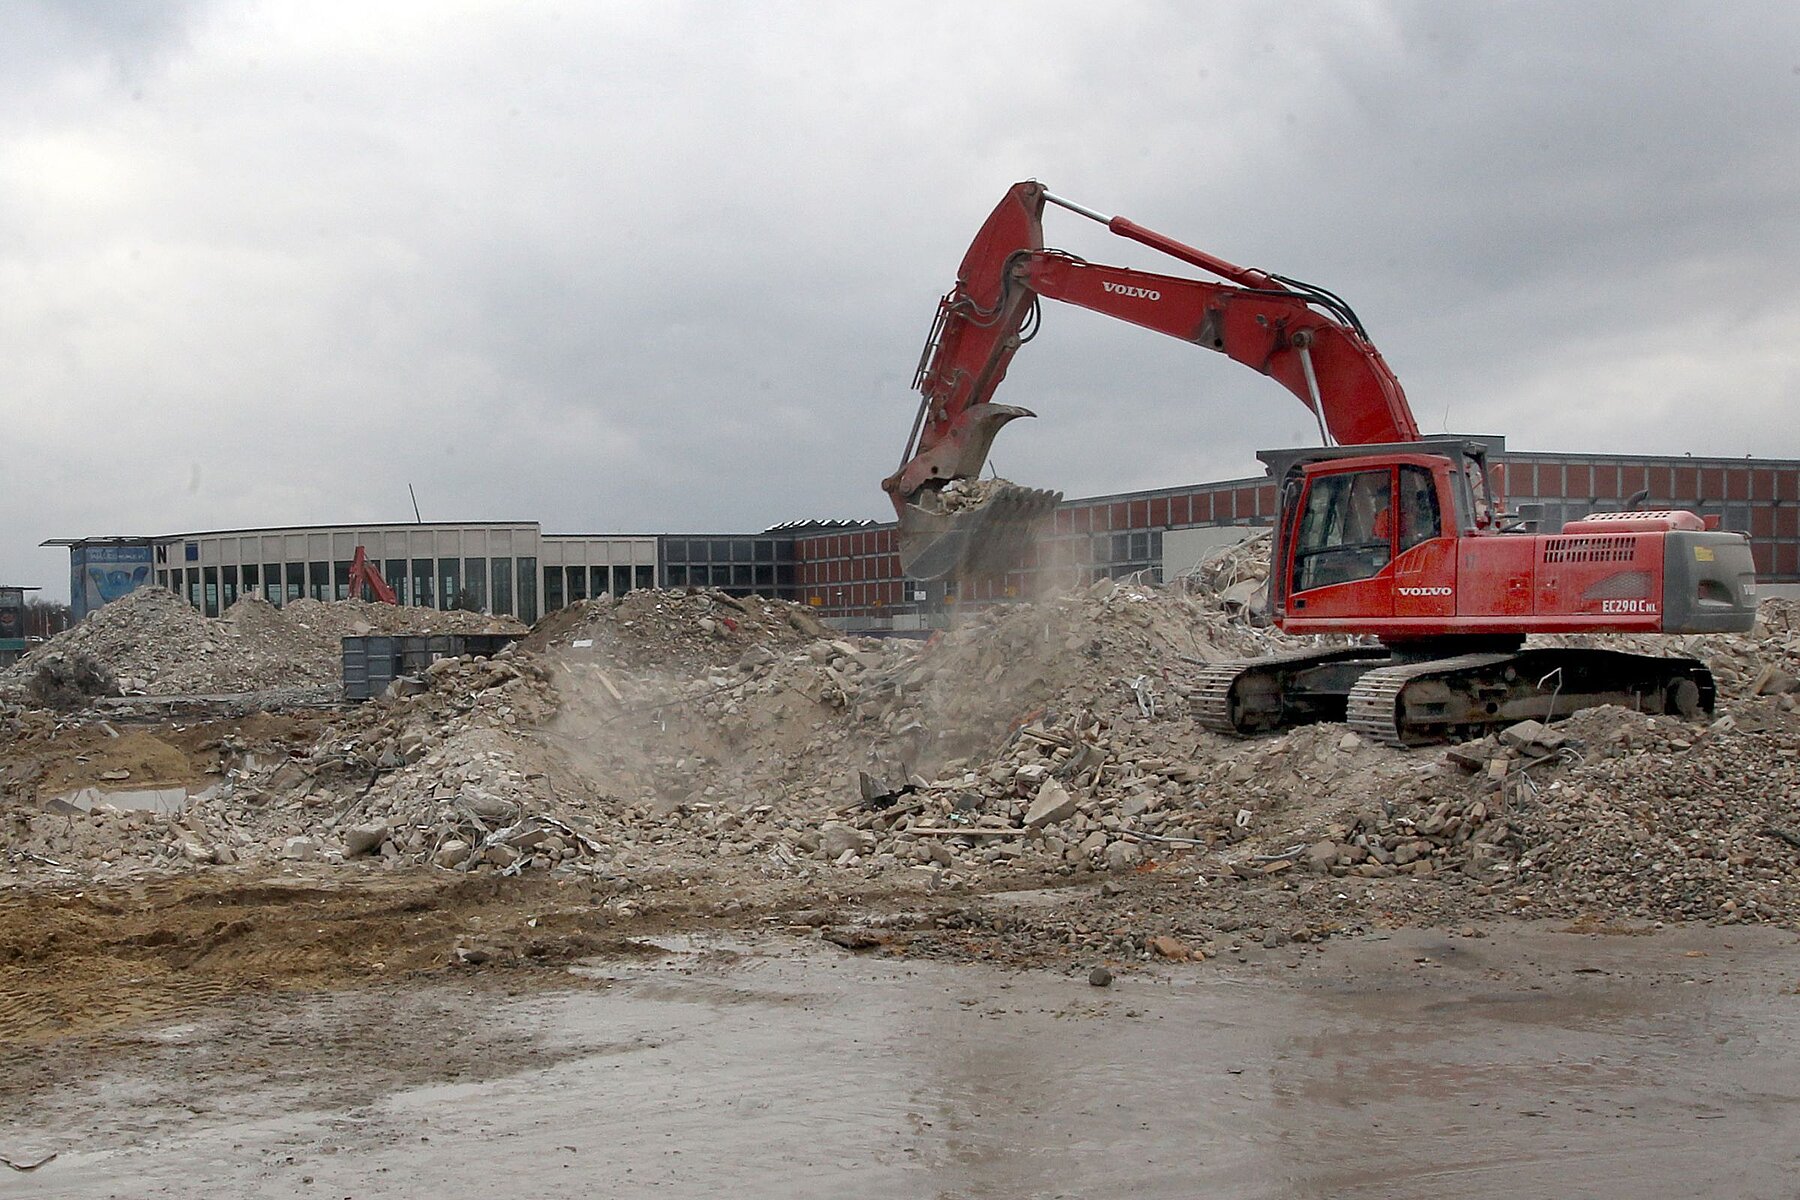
left=6, top=584, right=1800, bottom=1194
left=3, top=898, right=1799, bottom=1198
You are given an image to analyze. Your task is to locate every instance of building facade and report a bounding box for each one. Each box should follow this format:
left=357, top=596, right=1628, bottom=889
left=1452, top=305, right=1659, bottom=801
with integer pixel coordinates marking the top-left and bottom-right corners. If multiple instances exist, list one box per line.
left=52, top=523, right=653, bottom=622
left=47, top=446, right=1800, bottom=626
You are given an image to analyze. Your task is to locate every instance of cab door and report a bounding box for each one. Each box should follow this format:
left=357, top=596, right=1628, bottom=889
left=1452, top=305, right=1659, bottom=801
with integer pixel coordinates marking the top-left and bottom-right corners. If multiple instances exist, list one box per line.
left=1390, top=463, right=1457, bottom=619
left=1287, top=466, right=1395, bottom=620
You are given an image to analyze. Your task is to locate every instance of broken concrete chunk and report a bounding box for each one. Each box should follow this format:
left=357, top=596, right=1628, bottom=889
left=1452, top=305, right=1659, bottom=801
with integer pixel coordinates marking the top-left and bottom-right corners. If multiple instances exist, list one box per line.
left=1103, top=840, right=1142, bottom=871
left=1752, top=665, right=1800, bottom=696
left=1501, top=719, right=1566, bottom=753
left=344, top=821, right=389, bottom=857
left=1024, top=778, right=1079, bottom=829
left=818, top=823, right=876, bottom=859
left=736, top=645, right=777, bottom=671
left=1147, top=935, right=1196, bottom=962
left=1444, top=739, right=1496, bottom=772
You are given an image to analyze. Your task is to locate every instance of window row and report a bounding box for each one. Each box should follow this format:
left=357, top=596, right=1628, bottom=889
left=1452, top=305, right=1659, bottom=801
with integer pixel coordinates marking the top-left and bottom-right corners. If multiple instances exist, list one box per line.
left=662, top=539, right=786, bottom=564
left=158, top=557, right=540, bottom=622
left=663, top=563, right=796, bottom=592
left=543, top=564, right=658, bottom=611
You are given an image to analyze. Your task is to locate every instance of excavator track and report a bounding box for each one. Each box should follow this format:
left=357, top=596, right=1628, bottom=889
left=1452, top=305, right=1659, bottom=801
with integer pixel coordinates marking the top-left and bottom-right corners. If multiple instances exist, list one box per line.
left=1193, top=645, right=1392, bottom=736
left=1345, top=653, right=1517, bottom=748
left=1344, top=648, right=1717, bottom=748
left=1197, top=645, right=1717, bottom=747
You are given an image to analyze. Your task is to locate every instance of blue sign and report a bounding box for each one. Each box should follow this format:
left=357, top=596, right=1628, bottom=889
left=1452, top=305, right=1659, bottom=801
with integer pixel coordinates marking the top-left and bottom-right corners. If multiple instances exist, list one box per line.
left=71, top=544, right=153, bottom=619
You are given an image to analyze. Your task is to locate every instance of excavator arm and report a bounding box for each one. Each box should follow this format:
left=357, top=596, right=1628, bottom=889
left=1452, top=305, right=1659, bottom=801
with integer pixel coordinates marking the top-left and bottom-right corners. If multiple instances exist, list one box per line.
left=884, top=180, right=1419, bottom=577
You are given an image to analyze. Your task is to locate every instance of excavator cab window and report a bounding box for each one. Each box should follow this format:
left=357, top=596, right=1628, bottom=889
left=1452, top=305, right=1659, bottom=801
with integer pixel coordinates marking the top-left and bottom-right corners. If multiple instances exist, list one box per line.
left=1463, top=457, right=1498, bottom=529
left=1292, top=468, right=1394, bottom=593
left=1398, top=464, right=1443, bottom=551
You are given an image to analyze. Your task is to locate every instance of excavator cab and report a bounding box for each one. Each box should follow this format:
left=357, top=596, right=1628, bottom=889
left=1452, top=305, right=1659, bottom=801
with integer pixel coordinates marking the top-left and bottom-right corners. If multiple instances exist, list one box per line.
left=1263, top=437, right=1490, bottom=626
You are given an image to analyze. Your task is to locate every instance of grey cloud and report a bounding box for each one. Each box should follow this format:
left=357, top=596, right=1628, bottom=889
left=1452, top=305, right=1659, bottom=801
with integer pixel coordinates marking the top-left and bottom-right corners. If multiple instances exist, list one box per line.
left=3, top=1, right=1797, bottom=594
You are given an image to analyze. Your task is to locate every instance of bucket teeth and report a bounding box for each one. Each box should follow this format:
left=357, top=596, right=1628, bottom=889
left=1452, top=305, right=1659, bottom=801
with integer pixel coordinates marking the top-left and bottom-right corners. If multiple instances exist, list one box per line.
left=898, top=484, right=1063, bottom=580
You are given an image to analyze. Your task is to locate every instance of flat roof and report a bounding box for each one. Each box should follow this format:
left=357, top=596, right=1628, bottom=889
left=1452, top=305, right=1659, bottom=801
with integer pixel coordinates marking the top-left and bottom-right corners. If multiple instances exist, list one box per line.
left=40, top=536, right=155, bottom=548
left=156, top=520, right=542, bottom=539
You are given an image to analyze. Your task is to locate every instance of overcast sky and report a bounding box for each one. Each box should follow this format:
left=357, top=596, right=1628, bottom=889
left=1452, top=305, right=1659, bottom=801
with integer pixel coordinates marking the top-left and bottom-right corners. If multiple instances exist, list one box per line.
left=4, top=1, right=1797, bottom=597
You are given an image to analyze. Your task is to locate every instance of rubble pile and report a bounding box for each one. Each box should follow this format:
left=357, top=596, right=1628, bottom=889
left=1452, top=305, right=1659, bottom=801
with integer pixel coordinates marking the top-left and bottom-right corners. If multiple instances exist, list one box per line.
left=526, top=581, right=1358, bottom=880
left=571, top=579, right=1287, bottom=785
left=934, top=476, right=1013, bottom=513
left=1471, top=702, right=1800, bottom=922
left=0, top=588, right=520, bottom=698
left=275, top=596, right=523, bottom=640
left=519, top=585, right=1800, bottom=900
left=22, top=650, right=119, bottom=710
left=1179, top=530, right=1272, bottom=597
left=897, top=578, right=1297, bottom=761
left=522, top=589, right=833, bottom=673
left=7, top=651, right=571, bottom=877
left=10, top=579, right=1800, bottom=944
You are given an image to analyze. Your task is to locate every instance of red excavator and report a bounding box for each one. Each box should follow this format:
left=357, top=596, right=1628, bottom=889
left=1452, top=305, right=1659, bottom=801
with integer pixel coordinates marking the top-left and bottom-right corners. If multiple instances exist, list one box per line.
left=883, top=181, right=1759, bottom=745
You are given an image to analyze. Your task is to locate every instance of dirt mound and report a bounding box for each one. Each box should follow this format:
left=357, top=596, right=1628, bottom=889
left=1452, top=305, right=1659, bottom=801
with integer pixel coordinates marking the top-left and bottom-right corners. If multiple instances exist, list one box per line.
left=0, top=872, right=616, bottom=1046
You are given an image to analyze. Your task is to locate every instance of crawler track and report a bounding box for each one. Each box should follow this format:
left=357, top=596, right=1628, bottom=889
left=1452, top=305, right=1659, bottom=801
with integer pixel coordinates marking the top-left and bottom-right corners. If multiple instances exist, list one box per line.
left=1197, top=645, right=1716, bottom=747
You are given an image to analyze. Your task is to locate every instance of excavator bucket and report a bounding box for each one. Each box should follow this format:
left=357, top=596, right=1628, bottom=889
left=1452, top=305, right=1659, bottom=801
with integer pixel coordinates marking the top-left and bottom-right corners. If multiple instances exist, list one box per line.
left=897, top=481, right=1063, bottom=580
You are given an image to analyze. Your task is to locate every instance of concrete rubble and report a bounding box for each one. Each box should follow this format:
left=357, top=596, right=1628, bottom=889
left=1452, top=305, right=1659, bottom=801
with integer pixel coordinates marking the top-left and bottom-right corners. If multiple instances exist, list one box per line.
left=0, top=586, right=522, bottom=699
left=4, top=578, right=1800, bottom=944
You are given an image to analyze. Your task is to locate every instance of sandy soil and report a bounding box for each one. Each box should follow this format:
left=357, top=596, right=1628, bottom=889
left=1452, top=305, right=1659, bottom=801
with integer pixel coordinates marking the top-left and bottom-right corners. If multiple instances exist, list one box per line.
left=1, top=710, right=331, bottom=801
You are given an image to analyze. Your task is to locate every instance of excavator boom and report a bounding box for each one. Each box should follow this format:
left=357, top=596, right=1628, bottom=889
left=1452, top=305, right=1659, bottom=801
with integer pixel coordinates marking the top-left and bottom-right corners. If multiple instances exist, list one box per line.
left=884, top=181, right=1416, bottom=577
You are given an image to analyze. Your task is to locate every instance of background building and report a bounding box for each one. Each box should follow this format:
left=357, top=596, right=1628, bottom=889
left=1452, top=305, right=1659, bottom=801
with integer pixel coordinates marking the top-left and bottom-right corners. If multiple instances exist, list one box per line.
left=47, top=445, right=1800, bottom=629
left=50, top=523, right=653, bottom=623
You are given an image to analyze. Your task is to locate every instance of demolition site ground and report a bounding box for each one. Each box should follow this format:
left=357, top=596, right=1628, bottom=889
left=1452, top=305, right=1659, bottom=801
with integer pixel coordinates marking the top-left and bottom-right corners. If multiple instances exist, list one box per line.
left=3, top=576, right=1800, bottom=1195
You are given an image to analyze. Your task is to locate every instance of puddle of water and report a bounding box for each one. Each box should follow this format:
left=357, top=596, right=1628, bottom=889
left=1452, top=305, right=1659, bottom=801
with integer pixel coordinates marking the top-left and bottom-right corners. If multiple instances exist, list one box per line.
left=13, top=928, right=1800, bottom=1200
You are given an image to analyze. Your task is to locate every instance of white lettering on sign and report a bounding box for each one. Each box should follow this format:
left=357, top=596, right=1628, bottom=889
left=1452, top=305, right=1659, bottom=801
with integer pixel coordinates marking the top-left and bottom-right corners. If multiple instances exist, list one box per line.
left=1101, top=281, right=1161, bottom=300
left=1601, top=599, right=1658, bottom=614
left=1398, top=586, right=1453, bottom=597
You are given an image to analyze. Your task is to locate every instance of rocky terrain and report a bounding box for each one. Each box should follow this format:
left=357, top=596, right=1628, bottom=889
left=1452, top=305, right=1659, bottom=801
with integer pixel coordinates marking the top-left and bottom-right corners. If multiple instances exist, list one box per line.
left=2, top=578, right=1797, bottom=975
